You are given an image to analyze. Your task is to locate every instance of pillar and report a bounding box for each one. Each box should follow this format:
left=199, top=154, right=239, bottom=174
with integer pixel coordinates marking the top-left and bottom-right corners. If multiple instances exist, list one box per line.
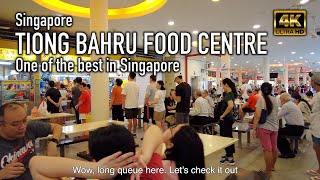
left=216, top=68, right=221, bottom=86
left=165, top=55, right=176, bottom=96
left=263, top=57, right=270, bottom=82
left=303, top=73, right=307, bottom=85
left=90, top=0, right=109, bottom=122
left=295, top=68, right=300, bottom=86
left=283, top=63, right=289, bottom=92
left=220, top=54, right=231, bottom=80
left=238, top=71, right=243, bottom=86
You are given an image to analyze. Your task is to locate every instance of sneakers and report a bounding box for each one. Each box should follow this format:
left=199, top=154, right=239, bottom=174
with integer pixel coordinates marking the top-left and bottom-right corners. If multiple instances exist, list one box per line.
left=220, top=157, right=235, bottom=166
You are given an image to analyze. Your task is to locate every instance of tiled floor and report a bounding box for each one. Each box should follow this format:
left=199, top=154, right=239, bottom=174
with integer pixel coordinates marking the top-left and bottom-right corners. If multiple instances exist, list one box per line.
left=38, top=121, right=318, bottom=180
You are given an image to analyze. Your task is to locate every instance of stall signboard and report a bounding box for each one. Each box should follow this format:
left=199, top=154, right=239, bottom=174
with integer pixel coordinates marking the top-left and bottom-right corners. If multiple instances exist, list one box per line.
left=0, top=48, right=36, bottom=61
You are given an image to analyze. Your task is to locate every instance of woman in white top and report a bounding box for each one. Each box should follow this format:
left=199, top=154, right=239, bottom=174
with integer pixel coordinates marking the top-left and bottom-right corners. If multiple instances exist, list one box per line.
left=59, top=84, right=69, bottom=112
left=293, top=94, right=312, bottom=124
left=149, top=80, right=166, bottom=131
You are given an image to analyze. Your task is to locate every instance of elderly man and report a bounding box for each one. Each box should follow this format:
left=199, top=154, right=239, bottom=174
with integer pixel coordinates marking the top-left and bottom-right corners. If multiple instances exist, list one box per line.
left=0, top=102, right=62, bottom=180
left=278, top=93, right=304, bottom=159
left=189, top=90, right=212, bottom=126
left=202, top=90, right=215, bottom=120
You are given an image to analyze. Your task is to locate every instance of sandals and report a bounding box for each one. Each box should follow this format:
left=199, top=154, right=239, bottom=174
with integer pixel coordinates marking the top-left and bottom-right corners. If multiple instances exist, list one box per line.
left=307, top=170, right=320, bottom=176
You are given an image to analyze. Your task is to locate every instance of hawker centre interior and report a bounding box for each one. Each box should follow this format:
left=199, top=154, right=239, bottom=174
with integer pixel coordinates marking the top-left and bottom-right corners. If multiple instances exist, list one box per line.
left=0, top=0, right=320, bottom=180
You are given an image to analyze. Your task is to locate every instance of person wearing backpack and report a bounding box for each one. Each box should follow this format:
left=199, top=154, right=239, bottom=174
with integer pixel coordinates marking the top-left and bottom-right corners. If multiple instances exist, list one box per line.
left=252, top=82, right=279, bottom=176
left=219, top=78, right=237, bottom=166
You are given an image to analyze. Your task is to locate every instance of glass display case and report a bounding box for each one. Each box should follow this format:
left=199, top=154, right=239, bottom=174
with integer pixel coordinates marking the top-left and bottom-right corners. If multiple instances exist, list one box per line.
left=0, top=80, right=34, bottom=105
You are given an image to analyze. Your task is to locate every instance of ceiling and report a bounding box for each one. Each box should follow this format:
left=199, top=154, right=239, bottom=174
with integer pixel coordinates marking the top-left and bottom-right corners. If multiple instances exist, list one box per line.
left=0, top=0, right=319, bottom=76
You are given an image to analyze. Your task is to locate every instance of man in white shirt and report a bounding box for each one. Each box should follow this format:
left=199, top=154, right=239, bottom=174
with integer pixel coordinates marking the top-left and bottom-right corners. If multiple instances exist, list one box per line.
left=201, top=90, right=215, bottom=120
left=277, top=93, right=304, bottom=159
left=241, top=80, right=251, bottom=101
left=307, top=73, right=320, bottom=177
left=122, top=72, right=139, bottom=137
left=190, top=90, right=212, bottom=126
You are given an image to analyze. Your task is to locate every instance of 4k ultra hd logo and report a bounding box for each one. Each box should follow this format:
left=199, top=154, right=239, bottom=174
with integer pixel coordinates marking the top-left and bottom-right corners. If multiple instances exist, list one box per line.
left=274, top=10, right=307, bottom=36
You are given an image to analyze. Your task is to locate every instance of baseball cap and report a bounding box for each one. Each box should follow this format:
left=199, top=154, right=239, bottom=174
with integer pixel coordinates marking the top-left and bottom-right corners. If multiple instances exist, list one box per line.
left=311, top=72, right=320, bottom=85
left=173, top=73, right=183, bottom=82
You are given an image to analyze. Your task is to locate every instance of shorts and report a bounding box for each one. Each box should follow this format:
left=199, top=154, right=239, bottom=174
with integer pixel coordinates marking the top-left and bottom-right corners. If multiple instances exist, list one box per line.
left=312, top=135, right=320, bottom=145
left=175, top=112, right=189, bottom=124
left=154, top=111, right=165, bottom=121
left=125, top=108, right=138, bottom=119
left=258, top=128, right=278, bottom=152
left=79, top=113, right=87, bottom=120
left=242, top=108, right=255, bottom=113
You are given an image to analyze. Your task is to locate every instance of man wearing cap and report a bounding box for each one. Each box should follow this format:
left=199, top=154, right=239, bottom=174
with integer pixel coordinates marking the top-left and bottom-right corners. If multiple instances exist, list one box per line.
left=173, top=73, right=192, bottom=124
left=307, top=73, right=320, bottom=178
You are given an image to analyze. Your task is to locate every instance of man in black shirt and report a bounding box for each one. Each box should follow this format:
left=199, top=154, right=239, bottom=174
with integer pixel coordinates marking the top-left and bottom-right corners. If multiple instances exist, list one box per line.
left=46, top=81, right=62, bottom=113
left=173, top=73, right=191, bottom=124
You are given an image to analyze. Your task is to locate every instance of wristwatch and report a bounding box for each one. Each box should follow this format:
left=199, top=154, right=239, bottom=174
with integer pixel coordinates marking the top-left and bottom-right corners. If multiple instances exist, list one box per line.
left=48, top=138, right=59, bottom=144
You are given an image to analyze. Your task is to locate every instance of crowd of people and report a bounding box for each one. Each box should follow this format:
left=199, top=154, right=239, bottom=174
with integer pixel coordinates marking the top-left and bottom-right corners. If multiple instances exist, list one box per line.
left=0, top=72, right=320, bottom=180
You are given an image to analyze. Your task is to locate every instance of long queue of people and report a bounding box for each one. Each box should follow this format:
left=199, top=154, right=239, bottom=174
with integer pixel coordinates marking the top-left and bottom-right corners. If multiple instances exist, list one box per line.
left=0, top=72, right=320, bottom=179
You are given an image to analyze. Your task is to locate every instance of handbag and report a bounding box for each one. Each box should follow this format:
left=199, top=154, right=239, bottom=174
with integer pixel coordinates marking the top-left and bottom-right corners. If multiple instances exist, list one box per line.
left=258, top=98, right=268, bottom=124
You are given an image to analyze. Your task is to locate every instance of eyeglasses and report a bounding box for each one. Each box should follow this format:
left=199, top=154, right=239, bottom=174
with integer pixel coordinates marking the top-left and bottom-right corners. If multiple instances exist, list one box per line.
left=1, top=117, right=29, bottom=128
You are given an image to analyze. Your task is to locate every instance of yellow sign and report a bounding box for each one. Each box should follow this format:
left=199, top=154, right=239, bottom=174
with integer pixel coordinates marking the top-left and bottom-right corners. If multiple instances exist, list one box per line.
left=0, top=48, right=36, bottom=61
left=273, top=10, right=307, bottom=36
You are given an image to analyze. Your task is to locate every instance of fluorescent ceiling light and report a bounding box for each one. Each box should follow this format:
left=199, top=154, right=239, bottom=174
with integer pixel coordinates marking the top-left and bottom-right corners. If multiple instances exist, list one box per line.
left=278, top=42, right=283, bottom=45
left=168, top=21, right=175, bottom=26
left=253, top=24, right=261, bottom=29
left=300, top=0, right=310, bottom=4
left=192, top=30, right=199, bottom=34
left=310, top=52, right=315, bottom=55
left=234, top=64, right=238, bottom=66
left=291, top=52, right=296, bottom=54
left=211, top=0, right=220, bottom=2
left=300, top=57, right=303, bottom=59
left=0, top=62, right=12, bottom=65
left=290, top=60, right=294, bottom=61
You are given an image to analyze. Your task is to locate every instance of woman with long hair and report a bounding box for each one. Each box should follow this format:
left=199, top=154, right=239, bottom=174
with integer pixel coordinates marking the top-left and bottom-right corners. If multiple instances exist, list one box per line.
left=149, top=80, right=167, bottom=131
left=163, top=125, right=205, bottom=180
left=293, top=94, right=312, bottom=124
left=252, top=82, right=279, bottom=176
left=29, top=125, right=205, bottom=180
left=219, top=78, right=237, bottom=165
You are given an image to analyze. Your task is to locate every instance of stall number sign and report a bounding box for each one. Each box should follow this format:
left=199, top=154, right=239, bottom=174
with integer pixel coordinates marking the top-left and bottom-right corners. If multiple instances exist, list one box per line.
left=273, top=10, right=307, bottom=36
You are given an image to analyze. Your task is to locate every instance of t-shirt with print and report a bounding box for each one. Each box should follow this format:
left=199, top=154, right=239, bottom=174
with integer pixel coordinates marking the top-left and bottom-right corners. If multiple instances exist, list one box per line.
left=165, top=97, right=176, bottom=116
left=154, top=90, right=166, bottom=112
left=0, top=121, right=51, bottom=180
left=46, top=88, right=61, bottom=113
left=145, top=83, right=157, bottom=108
left=79, top=90, right=91, bottom=114
left=256, top=96, right=279, bottom=132
left=175, top=82, right=191, bottom=113
left=122, top=81, right=139, bottom=109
